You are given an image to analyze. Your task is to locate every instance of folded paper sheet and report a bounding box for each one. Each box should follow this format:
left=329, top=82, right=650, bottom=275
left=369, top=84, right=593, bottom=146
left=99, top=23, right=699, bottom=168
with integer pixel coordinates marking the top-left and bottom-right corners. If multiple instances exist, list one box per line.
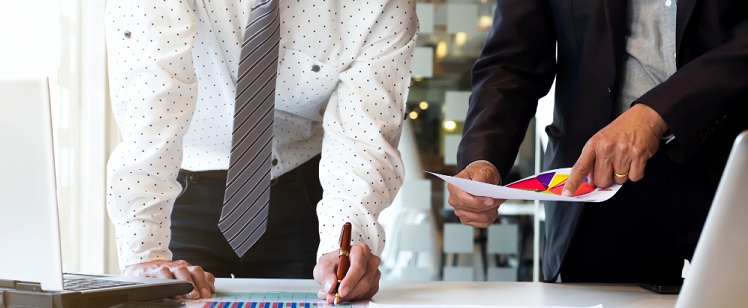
left=429, top=168, right=621, bottom=202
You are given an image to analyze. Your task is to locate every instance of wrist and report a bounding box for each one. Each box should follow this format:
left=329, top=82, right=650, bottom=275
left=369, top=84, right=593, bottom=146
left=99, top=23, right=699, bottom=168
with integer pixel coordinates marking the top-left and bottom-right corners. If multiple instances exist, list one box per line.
left=633, top=103, right=668, bottom=137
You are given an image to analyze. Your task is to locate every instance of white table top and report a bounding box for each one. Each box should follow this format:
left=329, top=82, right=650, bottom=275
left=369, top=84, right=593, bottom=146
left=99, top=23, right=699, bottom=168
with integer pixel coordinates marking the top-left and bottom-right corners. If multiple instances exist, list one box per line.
left=214, top=278, right=677, bottom=307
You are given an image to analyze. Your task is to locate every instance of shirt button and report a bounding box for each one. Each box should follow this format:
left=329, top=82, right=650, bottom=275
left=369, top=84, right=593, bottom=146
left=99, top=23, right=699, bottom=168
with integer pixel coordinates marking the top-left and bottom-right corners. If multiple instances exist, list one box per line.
left=272, top=158, right=278, bottom=166
left=665, top=0, right=672, bottom=6
left=311, top=65, right=321, bottom=72
left=124, top=30, right=131, bottom=39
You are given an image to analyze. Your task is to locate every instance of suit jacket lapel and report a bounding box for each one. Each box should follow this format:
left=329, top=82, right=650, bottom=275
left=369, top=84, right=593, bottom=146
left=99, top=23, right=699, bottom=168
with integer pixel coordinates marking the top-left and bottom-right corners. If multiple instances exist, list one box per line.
left=677, top=0, right=698, bottom=50
left=603, top=0, right=626, bottom=71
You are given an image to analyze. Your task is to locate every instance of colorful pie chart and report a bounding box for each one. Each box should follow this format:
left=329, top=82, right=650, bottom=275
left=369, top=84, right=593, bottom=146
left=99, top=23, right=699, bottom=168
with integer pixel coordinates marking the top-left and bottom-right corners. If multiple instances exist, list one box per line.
left=507, top=171, right=595, bottom=196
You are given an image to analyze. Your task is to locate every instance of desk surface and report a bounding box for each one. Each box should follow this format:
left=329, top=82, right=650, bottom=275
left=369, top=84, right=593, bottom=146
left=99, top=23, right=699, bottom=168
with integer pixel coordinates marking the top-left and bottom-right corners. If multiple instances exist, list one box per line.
left=214, top=279, right=677, bottom=307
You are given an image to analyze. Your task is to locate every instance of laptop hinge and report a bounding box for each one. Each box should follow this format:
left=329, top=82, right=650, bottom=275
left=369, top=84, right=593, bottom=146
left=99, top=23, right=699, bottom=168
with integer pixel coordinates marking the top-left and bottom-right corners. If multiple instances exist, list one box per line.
left=0, top=279, right=43, bottom=292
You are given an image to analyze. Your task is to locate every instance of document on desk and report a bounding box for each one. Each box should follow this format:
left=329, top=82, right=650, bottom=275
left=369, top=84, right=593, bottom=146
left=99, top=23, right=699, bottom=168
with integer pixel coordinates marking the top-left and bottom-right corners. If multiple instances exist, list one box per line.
left=369, top=303, right=603, bottom=308
left=180, top=291, right=366, bottom=307
left=429, top=168, right=621, bottom=202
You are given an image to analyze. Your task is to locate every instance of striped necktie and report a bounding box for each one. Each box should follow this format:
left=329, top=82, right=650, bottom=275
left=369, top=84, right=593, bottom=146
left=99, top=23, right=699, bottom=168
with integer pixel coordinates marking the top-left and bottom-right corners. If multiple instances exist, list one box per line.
left=219, top=0, right=279, bottom=257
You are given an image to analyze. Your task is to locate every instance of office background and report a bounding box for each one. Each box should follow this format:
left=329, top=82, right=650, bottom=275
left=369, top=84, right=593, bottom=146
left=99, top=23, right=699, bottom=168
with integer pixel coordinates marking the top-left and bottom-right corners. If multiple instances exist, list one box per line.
left=0, top=0, right=554, bottom=282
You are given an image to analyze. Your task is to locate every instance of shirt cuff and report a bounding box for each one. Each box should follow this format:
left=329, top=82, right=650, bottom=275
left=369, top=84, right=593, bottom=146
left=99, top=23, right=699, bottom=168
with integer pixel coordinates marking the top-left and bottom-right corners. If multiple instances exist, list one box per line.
left=662, top=130, right=676, bottom=145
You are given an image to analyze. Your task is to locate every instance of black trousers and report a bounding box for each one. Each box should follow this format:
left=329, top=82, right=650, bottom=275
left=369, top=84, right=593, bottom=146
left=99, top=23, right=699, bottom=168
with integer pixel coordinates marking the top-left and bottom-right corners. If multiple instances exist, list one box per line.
left=558, top=150, right=713, bottom=285
left=169, top=156, right=322, bottom=278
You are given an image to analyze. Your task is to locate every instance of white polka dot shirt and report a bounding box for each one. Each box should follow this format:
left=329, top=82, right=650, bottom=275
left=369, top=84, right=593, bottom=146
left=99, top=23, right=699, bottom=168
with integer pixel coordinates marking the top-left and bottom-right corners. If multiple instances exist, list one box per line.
left=104, top=0, right=418, bottom=269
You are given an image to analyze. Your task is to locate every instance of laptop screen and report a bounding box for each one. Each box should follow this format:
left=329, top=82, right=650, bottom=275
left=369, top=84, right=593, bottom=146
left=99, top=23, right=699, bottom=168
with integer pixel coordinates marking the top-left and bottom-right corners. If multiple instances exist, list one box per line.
left=0, top=73, right=65, bottom=291
left=676, top=131, right=748, bottom=307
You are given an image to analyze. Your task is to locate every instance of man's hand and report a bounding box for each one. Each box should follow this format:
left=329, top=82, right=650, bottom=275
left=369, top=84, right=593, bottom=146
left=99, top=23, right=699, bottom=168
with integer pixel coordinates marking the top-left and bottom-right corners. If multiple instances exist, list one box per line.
left=314, top=243, right=380, bottom=304
left=124, top=260, right=215, bottom=299
left=447, top=161, right=505, bottom=227
left=562, top=103, right=668, bottom=196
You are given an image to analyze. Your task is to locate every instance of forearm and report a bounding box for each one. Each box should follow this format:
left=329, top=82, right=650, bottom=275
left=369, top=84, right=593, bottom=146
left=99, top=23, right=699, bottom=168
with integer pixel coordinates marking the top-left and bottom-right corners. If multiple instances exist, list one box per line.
left=105, top=0, right=198, bottom=268
left=458, top=0, right=555, bottom=178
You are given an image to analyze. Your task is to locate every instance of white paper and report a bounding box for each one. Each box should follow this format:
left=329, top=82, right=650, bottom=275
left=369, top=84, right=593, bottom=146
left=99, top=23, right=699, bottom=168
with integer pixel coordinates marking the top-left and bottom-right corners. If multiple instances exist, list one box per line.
left=429, top=168, right=620, bottom=202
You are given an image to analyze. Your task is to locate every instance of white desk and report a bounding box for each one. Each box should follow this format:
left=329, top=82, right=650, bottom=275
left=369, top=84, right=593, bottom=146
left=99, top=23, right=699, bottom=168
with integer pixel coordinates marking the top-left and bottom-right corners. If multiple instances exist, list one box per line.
left=214, top=279, right=677, bottom=307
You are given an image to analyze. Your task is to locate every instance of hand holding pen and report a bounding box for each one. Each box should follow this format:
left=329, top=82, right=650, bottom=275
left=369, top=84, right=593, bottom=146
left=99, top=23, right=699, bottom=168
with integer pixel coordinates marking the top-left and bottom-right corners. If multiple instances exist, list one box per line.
left=313, top=222, right=382, bottom=304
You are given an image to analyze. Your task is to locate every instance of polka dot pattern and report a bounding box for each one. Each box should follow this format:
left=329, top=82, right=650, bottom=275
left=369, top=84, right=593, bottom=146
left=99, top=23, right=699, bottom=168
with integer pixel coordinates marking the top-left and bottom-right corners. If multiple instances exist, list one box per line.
left=105, top=0, right=418, bottom=269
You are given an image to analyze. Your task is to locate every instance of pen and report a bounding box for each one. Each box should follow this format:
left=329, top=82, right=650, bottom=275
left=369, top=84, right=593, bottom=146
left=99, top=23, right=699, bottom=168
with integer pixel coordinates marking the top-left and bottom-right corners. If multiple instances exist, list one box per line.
left=334, top=222, right=352, bottom=305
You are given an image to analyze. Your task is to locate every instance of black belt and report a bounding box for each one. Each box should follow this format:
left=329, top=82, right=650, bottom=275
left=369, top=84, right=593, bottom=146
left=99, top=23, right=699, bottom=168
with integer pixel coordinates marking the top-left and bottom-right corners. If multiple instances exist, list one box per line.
left=179, top=155, right=320, bottom=187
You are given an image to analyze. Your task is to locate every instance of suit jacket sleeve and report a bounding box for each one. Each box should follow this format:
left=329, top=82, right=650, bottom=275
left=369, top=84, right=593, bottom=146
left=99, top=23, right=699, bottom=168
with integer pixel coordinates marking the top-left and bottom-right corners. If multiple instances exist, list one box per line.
left=457, top=0, right=557, bottom=182
left=638, top=6, right=748, bottom=164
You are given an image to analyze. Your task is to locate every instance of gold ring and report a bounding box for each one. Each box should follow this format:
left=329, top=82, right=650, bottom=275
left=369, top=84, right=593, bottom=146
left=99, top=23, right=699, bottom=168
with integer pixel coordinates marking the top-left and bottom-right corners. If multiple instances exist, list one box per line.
left=613, top=171, right=629, bottom=178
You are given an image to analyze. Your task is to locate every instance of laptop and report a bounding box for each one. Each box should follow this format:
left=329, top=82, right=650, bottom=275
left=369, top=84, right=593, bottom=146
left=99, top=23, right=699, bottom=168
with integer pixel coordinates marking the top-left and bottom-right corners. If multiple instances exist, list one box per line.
left=0, top=74, right=193, bottom=307
left=675, top=130, right=748, bottom=307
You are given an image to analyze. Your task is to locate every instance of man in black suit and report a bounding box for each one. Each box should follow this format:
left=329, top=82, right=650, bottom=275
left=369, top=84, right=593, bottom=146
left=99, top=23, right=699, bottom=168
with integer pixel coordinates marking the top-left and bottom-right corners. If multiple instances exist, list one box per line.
left=448, top=0, right=748, bottom=284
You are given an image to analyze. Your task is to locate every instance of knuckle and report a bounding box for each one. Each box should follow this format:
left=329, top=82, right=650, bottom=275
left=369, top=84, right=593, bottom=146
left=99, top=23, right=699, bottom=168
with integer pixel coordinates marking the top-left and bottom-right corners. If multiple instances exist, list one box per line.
left=172, top=265, right=189, bottom=273
left=191, top=265, right=204, bottom=273
left=174, top=260, right=190, bottom=266
left=453, top=209, right=467, bottom=218
left=458, top=216, right=470, bottom=225
left=352, top=243, right=369, bottom=255
left=370, top=255, right=381, bottom=266
left=155, top=267, right=171, bottom=275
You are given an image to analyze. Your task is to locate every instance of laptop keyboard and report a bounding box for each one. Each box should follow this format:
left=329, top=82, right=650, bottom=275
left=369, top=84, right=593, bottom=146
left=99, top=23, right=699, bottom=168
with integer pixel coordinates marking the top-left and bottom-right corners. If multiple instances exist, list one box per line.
left=62, top=277, right=140, bottom=291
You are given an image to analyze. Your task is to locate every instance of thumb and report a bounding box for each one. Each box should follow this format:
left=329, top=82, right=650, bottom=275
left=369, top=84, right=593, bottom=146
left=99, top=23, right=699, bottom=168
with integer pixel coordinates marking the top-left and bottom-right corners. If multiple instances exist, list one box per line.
left=464, top=162, right=500, bottom=184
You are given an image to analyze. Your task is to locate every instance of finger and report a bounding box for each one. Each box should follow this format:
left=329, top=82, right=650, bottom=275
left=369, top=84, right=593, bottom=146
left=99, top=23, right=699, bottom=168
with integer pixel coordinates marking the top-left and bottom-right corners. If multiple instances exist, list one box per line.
left=563, top=143, right=596, bottom=197
left=454, top=207, right=499, bottom=228
left=354, top=256, right=381, bottom=300
left=313, top=253, right=339, bottom=302
left=447, top=184, right=497, bottom=209
left=171, top=260, right=191, bottom=266
left=611, top=145, right=634, bottom=185
left=124, top=265, right=148, bottom=277
left=610, top=148, right=630, bottom=185
left=592, top=141, right=614, bottom=188
left=150, top=266, right=175, bottom=279
left=340, top=250, right=381, bottom=302
left=628, top=155, right=647, bottom=182
left=447, top=184, right=504, bottom=211
left=449, top=165, right=499, bottom=207
left=313, top=255, right=338, bottom=294
left=338, top=245, right=369, bottom=300
left=205, top=272, right=216, bottom=293
left=188, top=266, right=212, bottom=298
left=345, top=268, right=381, bottom=301
left=318, top=272, right=338, bottom=302
left=171, top=266, right=199, bottom=299
left=359, top=270, right=381, bottom=300
left=611, top=166, right=629, bottom=185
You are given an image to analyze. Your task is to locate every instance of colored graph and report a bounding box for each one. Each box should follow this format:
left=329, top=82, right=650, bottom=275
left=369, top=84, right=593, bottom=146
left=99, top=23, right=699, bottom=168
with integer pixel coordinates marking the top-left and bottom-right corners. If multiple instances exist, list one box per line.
left=202, top=302, right=325, bottom=308
left=507, top=170, right=595, bottom=196
left=189, top=292, right=360, bottom=308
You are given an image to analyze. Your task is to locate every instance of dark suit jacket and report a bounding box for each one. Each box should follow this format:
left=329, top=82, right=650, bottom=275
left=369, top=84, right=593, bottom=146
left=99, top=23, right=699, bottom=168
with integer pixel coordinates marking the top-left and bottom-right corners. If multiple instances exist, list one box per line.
left=458, top=0, right=748, bottom=281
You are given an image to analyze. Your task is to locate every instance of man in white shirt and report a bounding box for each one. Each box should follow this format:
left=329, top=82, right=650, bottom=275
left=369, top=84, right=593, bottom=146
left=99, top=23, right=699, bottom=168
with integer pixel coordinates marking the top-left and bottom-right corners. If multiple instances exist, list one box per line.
left=104, top=0, right=417, bottom=302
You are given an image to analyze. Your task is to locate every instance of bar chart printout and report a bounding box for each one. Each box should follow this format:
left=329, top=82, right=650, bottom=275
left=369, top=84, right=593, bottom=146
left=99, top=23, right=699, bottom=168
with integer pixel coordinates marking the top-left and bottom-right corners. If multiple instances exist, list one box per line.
left=183, top=292, right=364, bottom=308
